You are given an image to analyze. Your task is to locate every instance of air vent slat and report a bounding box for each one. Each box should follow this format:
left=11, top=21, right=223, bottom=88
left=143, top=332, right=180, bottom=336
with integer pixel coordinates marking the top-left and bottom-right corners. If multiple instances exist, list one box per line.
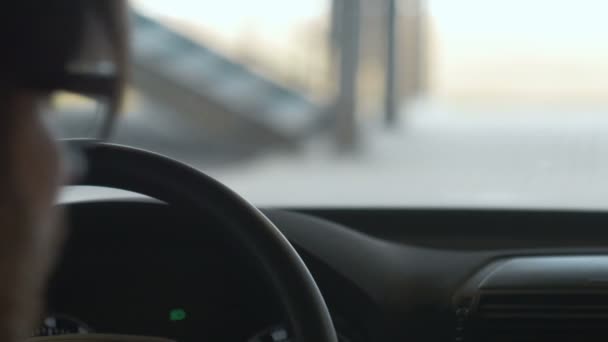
left=469, top=292, right=608, bottom=341
left=482, top=304, right=608, bottom=309
left=482, top=313, right=608, bottom=319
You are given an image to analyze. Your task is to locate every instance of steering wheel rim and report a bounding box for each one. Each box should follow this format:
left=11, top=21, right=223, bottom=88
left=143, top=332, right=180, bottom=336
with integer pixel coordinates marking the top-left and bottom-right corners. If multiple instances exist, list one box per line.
left=72, top=141, right=338, bottom=342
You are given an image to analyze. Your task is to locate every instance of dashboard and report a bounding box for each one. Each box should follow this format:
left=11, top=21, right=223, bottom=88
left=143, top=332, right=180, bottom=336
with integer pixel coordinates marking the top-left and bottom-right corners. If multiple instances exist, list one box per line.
left=48, top=201, right=282, bottom=341
left=46, top=198, right=608, bottom=341
left=454, top=256, right=608, bottom=342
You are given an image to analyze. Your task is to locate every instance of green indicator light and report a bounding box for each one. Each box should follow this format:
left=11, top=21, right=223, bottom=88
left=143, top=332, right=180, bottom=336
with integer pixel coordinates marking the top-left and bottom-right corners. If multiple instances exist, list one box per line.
left=169, top=308, right=187, bottom=321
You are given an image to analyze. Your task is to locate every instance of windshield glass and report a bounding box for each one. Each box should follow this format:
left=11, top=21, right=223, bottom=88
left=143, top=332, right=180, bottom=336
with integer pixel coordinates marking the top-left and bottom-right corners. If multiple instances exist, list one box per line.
left=106, top=0, right=608, bottom=208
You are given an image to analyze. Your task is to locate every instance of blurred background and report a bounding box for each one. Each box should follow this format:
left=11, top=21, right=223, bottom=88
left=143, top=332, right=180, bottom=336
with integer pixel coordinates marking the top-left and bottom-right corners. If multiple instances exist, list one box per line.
left=69, top=0, right=608, bottom=208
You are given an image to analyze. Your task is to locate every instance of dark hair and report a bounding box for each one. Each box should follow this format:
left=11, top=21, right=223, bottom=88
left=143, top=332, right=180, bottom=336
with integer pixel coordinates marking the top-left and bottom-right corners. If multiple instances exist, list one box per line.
left=0, top=0, right=128, bottom=136
left=0, top=2, right=86, bottom=78
left=0, top=0, right=128, bottom=132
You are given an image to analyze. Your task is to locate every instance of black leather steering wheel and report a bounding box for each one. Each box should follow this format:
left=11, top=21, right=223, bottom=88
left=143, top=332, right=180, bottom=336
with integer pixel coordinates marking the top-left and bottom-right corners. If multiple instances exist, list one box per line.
left=74, top=141, right=338, bottom=342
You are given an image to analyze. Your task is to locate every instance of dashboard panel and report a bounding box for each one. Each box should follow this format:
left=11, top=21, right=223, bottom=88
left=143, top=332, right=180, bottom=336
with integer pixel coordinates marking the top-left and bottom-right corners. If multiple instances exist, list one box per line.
left=49, top=201, right=281, bottom=341
left=49, top=199, right=608, bottom=341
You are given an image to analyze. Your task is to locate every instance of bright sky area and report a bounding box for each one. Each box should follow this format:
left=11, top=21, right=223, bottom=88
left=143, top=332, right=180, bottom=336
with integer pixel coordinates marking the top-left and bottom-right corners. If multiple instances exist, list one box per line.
left=132, top=0, right=608, bottom=106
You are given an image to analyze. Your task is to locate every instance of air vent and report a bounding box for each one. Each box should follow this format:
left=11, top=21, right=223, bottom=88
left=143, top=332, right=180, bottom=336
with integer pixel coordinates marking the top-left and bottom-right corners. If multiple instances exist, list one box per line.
left=471, top=292, right=608, bottom=341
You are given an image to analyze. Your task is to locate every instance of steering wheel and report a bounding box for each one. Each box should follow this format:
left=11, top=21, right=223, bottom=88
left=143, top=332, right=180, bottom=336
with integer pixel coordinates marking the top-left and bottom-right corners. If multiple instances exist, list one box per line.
left=72, top=141, right=338, bottom=342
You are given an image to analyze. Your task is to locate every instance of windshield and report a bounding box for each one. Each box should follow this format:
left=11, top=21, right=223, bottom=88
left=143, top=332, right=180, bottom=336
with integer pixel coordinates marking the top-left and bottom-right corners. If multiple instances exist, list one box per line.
left=101, top=0, right=608, bottom=208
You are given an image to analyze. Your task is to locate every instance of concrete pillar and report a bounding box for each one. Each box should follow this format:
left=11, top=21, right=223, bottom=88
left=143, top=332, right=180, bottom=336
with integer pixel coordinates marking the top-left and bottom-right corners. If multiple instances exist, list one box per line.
left=331, top=0, right=361, bottom=150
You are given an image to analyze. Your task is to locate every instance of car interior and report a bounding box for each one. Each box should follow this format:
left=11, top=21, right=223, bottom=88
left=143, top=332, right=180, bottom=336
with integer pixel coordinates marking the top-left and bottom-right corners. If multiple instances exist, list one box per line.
left=30, top=0, right=608, bottom=341
left=54, top=183, right=608, bottom=341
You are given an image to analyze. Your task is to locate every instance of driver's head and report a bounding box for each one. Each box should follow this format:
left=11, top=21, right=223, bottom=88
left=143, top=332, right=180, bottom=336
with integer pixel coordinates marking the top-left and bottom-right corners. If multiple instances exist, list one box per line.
left=0, top=1, right=128, bottom=341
